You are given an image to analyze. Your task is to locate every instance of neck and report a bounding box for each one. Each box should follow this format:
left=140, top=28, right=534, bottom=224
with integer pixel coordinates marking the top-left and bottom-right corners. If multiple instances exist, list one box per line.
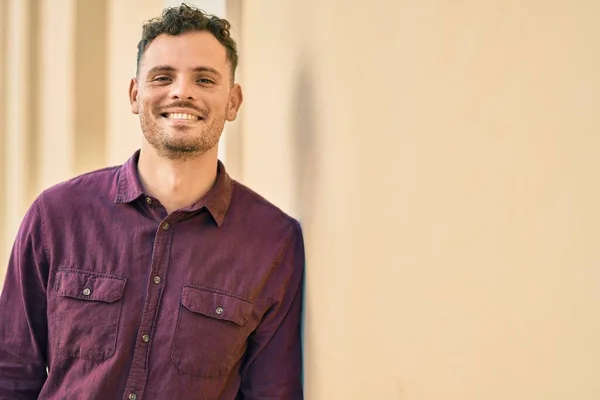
left=137, top=141, right=219, bottom=214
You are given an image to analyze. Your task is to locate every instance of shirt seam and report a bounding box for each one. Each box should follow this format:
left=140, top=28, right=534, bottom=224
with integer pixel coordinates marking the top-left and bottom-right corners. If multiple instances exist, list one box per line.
left=183, top=284, right=253, bottom=303
left=115, top=165, right=129, bottom=203
left=274, top=219, right=301, bottom=267
left=35, top=196, right=52, bottom=268
left=267, top=219, right=303, bottom=303
left=55, top=267, right=127, bottom=280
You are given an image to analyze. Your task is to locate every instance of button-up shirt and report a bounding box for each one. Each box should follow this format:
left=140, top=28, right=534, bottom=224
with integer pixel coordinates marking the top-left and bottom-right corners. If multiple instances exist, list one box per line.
left=0, top=151, right=304, bottom=400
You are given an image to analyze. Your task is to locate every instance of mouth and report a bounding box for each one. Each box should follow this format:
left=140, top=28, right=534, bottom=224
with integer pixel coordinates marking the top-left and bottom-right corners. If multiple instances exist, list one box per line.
left=161, top=112, right=203, bottom=121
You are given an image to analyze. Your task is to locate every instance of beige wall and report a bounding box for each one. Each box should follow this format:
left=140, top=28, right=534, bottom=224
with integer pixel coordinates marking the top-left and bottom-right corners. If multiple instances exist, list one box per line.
left=239, top=1, right=600, bottom=399
left=2, top=1, right=600, bottom=398
left=3, top=0, right=35, bottom=273
left=106, top=0, right=164, bottom=165
left=0, top=0, right=163, bottom=284
left=0, top=0, right=8, bottom=270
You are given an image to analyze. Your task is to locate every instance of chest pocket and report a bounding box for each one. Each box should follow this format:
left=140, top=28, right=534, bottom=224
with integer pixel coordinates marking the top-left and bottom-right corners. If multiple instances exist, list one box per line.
left=171, top=285, right=253, bottom=377
left=52, top=269, right=126, bottom=362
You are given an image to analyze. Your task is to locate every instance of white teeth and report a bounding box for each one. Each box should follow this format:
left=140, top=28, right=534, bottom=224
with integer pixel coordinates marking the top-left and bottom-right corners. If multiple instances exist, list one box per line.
left=165, top=113, right=199, bottom=120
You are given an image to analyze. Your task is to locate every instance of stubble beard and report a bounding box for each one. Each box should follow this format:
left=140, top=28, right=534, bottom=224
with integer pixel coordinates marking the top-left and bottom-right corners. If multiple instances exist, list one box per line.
left=140, top=109, right=226, bottom=162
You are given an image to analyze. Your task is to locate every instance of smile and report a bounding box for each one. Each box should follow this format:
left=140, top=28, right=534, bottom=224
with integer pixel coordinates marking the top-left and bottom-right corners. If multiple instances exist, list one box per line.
left=162, top=113, right=201, bottom=120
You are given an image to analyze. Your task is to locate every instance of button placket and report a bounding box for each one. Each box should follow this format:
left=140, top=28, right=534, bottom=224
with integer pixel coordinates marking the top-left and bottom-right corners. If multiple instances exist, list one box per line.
left=124, top=216, right=174, bottom=397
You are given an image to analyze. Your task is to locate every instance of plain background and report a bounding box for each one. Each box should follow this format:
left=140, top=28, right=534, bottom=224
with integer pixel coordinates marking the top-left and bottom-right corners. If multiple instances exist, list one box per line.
left=1, top=1, right=600, bottom=398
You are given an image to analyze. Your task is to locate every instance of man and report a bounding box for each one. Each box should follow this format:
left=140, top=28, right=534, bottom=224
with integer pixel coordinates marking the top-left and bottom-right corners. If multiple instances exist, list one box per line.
left=0, top=4, right=304, bottom=399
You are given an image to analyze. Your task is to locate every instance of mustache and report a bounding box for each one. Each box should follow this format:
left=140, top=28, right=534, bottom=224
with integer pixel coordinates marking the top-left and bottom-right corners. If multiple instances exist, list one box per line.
left=157, top=101, right=208, bottom=117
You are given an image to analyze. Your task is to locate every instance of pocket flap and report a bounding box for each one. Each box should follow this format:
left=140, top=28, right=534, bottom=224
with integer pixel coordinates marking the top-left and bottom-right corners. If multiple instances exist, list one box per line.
left=181, top=286, right=252, bottom=326
left=54, top=270, right=126, bottom=303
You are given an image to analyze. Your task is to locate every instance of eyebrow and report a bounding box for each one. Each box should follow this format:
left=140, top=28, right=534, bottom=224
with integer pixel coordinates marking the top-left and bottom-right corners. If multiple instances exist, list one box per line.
left=147, top=65, right=222, bottom=78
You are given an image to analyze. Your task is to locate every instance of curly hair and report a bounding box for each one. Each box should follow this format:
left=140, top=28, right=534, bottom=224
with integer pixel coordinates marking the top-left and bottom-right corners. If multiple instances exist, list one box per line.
left=136, top=3, right=238, bottom=81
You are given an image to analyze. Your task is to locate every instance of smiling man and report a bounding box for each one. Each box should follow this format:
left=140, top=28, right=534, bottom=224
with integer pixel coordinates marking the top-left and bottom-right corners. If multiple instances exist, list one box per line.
left=0, top=4, right=304, bottom=400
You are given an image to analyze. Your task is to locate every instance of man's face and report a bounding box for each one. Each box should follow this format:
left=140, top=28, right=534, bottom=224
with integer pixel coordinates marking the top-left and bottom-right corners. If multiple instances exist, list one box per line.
left=129, top=31, right=242, bottom=161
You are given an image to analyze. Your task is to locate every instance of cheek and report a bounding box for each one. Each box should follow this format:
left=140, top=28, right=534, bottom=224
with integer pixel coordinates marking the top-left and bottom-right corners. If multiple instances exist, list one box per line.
left=140, top=100, right=159, bottom=116
left=208, top=91, right=232, bottom=110
left=139, top=89, right=165, bottom=111
left=215, top=98, right=232, bottom=115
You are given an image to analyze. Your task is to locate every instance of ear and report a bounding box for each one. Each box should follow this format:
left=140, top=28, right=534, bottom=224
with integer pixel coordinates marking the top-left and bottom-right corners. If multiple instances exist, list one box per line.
left=226, top=84, right=243, bottom=122
left=129, top=78, right=140, bottom=114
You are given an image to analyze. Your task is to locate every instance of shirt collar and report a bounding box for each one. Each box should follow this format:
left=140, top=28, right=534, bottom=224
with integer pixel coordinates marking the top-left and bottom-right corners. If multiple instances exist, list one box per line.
left=115, top=150, right=233, bottom=227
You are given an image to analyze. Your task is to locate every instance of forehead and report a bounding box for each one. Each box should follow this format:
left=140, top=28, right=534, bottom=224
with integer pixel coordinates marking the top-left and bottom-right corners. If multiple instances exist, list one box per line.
left=140, top=31, right=230, bottom=76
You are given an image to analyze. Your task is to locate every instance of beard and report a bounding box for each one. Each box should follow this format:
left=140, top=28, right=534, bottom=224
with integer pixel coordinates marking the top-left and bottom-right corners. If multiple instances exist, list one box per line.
left=139, top=105, right=227, bottom=162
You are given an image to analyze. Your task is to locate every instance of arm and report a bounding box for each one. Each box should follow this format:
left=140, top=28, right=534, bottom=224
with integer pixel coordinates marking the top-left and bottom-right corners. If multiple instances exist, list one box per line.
left=0, top=199, right=49, bottom=399
left=238, top=222, right=305, bottom=400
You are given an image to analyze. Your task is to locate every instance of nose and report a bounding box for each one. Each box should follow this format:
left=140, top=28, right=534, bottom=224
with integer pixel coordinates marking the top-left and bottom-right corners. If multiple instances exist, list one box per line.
left=170, top=78, right=195, bottom=101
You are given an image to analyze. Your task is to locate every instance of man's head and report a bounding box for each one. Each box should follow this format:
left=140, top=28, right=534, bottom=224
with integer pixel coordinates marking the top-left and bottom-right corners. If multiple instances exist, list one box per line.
left=136, top=4, right=238, bottom=81
left=129, top=4, right=243, bottom=161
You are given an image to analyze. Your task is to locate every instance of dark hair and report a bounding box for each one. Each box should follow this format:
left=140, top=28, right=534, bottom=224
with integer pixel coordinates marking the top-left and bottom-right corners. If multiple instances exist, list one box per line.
left=136, top=3, right=238, bottom=81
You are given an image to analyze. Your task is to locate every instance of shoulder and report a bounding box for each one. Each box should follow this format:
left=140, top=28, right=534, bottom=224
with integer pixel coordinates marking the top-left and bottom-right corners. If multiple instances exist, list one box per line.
left=230, top=179, right=301, bottom=233
left=232, top=180, right=299, bottom=229
left=37, top=165, right=121, bottom=208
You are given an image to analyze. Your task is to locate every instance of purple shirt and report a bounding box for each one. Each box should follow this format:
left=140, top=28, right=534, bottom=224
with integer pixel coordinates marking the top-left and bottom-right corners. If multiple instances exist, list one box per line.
left=0, top=151, right=304, bottom=400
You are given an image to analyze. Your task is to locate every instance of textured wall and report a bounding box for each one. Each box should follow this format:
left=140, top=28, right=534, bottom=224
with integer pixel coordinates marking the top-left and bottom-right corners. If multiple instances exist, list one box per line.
left=0, top=0, right=164, bottom=284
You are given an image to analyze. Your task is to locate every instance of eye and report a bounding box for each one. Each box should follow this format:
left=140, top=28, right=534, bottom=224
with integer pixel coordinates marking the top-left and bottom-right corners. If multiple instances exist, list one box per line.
left=197, top=78, right=215, bottom=85
left=153, top=76, right=172, bottom=82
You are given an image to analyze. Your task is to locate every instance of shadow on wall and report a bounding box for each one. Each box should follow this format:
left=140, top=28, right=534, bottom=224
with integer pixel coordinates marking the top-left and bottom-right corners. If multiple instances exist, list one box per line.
left=292, top=54, right=318, bottom=228
left=292, top=54, right=317, bottom=385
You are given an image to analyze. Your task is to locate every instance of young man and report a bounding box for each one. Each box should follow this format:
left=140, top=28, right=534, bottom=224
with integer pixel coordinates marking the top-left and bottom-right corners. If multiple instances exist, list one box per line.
left=0, top=4, right=304, bottom=399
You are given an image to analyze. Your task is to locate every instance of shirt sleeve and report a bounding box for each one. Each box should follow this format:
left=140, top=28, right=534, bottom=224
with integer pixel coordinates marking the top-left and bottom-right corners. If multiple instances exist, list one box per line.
left=0, top=199, right=49, bottom=399
left=238, top=221, right=305, bottom=400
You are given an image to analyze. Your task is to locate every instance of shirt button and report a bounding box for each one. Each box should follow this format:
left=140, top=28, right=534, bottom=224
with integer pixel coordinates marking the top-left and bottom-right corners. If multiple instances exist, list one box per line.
left=128, top=394, right=137, bottom=400
left=153, top=276, right=161, bottom=284
left=161, top=222, right=170, bottom=231
left=146, top=197, right=153, bottom=204
left=142, top=334, right=150, bottom=343
left=215, top=306, right=224, bottom=315
left=82, top=288, right=91, bottom=296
